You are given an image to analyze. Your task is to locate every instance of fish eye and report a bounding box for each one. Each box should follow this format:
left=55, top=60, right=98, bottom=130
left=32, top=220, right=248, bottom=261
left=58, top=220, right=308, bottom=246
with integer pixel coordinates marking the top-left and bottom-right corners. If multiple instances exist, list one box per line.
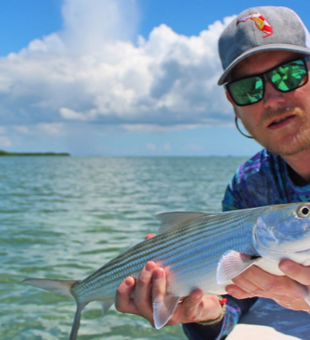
left=297, top=205, right=310, bottom=218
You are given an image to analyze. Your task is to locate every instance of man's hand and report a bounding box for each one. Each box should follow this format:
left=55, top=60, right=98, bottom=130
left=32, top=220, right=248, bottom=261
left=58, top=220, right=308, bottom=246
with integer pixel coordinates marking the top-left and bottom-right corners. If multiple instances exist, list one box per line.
left=225, top=260, right=310, bottom=312
left=115, top=262, right=222, bottom=327
left=115, top=260, right=223, bottom=327
left=115, top=233, right=223, bottom=327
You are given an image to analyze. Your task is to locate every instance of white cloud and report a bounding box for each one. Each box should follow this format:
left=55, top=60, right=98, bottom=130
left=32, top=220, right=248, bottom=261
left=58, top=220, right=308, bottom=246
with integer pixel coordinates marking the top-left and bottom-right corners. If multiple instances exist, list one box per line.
left=0, top=122, right=67, bottom=152
left=37, top=123, right=65, bottom=135
left=163, top=143, right=171, bottom=151
left=147, top=143, right=157, bottom=151
left=0, top=136, right=11, bottom=147
left=5, top=123, right=64, bottom=137
left=146, top=142, right=172, bottom=153
left=60, top=107, right=97, bottom=121
left=60, top=0, right=139, bottom=55
left=0, top=126, right=11, bottom=147
left=13, top=126, right=30, bottom=134
left=0, top=0, right=235, bottom=137
left=122, top=123, right=201, bottom=133
left=185, top=143, right=205, bottom=152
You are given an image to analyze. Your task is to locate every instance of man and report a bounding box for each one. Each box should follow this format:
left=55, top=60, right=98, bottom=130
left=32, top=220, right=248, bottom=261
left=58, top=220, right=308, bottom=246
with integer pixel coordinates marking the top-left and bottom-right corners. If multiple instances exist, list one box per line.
left=115, top=6, right=310, bottom=340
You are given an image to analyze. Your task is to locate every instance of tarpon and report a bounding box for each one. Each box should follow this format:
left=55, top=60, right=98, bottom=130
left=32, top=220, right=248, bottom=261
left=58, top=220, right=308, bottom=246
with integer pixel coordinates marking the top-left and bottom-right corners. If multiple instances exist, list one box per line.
left=23, top=202, right=310, bottom=340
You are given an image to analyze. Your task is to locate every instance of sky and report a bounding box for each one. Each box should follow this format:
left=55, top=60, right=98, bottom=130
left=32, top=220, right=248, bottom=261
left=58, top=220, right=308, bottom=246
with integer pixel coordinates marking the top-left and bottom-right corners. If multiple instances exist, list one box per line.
left=0, top=1, right=310, bottom=156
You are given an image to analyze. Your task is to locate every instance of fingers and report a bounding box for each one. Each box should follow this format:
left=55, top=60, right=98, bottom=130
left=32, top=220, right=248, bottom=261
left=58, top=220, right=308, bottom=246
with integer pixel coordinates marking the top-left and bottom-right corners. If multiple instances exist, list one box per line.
left=115, top=261, right=161, bottom=325
left=226, top=265, right=308, bottom=304
left=279, top=260, right=310, bottom=286
left=115, top=276, right=140, bottom=315
left=183, top=289, right=204, bottom=309
left=227, top=266, right=263, bottom=298
left=145, top=234, right=155, bottom=240
left=151, top=268, right=221, bottom=326
left=134, top=262, right=157, bottom=321
left=226, top=284, right=256, bottom=299
left=152, top=267, right=166, bottom=301
left=233, top=266, right=284, bottom=293
left=116, top=265, right=226, bottom=327
left=228, top=269, right=261, bottom=297
left=167, top=290, right=222, bottom=325
left=179, top=289, right=204, bottom=322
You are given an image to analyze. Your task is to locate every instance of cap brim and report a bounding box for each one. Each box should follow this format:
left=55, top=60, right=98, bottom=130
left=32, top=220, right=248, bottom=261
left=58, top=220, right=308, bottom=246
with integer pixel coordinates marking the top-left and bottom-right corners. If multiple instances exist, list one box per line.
left=218, top=44, right=310, bottom=85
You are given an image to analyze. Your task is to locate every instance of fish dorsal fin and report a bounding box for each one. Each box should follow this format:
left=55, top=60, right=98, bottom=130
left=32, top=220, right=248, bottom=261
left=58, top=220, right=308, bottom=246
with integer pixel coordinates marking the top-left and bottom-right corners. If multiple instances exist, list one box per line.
left=216, top=250, right=261, bottom=284
left=156, top=212, right=214, bottom=234
left=153, top=295, right=181, bottom=329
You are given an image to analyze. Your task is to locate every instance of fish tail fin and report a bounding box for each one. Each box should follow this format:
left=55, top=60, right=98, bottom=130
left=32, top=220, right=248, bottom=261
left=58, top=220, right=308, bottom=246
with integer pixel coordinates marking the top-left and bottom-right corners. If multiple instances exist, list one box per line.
left=23, top=278, right=88, bottom=340
left=23, top=278, right=79, bottom=297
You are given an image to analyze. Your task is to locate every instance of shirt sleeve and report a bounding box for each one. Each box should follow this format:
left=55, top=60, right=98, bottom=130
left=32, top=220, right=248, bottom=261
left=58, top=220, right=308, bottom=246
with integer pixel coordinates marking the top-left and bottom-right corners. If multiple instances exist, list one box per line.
left=222, top=171, right=251, bottom=211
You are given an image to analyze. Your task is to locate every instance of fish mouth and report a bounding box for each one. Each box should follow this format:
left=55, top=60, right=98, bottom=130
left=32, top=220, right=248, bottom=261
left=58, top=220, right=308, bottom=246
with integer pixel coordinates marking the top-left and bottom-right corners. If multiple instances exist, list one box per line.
left=294, top=247, right=310, bottom=254
left=254, top=230, right=310, bottom=254
left=257, top=239, right=310, bottom=254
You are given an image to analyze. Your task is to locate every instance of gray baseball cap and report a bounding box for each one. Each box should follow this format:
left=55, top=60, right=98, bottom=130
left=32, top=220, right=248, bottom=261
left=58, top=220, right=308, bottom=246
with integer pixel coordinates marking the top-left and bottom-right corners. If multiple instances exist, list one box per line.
left=218, top=6, right=310, bottom=85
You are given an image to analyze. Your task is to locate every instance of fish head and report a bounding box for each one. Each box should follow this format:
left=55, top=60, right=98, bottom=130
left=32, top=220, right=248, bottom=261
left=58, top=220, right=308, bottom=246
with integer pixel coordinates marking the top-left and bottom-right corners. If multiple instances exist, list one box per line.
left=253, top=203, right=310, bottom=263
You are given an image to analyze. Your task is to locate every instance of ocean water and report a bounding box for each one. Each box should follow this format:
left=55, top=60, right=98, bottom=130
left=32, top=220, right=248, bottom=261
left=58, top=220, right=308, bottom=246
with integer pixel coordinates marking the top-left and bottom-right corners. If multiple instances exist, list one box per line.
left=0, top=156, right=247, bottom=340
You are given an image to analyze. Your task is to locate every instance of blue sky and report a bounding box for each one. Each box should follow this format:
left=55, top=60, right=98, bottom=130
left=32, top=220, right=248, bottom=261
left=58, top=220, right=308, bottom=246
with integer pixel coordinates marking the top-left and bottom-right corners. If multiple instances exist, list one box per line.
left=0, top=0, right=310, bottom=156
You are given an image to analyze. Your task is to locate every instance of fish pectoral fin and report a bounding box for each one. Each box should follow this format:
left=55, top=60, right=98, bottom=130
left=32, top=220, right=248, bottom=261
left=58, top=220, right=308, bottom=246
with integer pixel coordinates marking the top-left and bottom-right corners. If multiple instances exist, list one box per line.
left=295, top=284, right=310, bottom=308
left=156, top=212, right=213, bottom=234
left=101, top=300, right=114, bottom=317
left=153, top=295, right=181, bottom=329
left=304, top=290, right=310, bottom=307
left=216, top=250, right=261, bottom=284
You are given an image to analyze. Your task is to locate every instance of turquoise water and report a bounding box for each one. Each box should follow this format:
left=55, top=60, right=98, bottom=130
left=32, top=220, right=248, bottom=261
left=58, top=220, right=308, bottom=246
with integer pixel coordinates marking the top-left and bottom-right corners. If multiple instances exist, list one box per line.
left=0, top=156, right=247, bottom=340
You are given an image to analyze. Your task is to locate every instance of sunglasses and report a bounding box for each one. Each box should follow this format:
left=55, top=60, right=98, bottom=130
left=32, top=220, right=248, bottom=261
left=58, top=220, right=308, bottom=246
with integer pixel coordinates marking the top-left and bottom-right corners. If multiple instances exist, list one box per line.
left=225, top=56, right=310, bottom=106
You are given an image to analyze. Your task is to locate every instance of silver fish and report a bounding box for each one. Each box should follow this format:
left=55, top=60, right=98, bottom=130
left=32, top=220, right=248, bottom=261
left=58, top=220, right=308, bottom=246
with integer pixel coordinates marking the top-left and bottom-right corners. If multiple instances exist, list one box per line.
left=23, top=202, right=310, bottom=340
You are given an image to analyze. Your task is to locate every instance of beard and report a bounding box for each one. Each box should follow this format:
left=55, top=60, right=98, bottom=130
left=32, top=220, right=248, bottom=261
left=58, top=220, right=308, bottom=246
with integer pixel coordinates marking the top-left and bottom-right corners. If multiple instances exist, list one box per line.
left=243, top=107, right=310, bottom=156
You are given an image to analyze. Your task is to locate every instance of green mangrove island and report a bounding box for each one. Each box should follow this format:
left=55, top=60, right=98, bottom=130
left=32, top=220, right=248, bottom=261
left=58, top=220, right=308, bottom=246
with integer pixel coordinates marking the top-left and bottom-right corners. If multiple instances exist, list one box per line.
left=0, top=150, right=70, bottom=156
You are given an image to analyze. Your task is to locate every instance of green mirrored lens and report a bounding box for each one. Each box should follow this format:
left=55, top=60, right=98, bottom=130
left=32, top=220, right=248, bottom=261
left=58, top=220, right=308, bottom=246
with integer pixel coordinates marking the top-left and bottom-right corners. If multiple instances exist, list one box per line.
left=269, top=60, right=307, bottom=91
left=227, top=58, right=308, bottom=106
left=229, top=77, right=263, bottom=105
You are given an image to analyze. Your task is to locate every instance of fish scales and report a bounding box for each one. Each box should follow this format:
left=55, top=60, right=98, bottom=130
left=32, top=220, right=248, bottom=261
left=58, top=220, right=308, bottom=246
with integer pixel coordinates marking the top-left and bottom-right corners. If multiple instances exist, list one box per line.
left=76, top=226, right=210, bottom=296
left=86, top=213, right=250, bottom=290
left=73, top=209, right=258, bottom=302
left=162, top=213, right=258, bottom=292
left=81, top=208, right=253, bottom=285
left=111, top=210, right=247, bottom=275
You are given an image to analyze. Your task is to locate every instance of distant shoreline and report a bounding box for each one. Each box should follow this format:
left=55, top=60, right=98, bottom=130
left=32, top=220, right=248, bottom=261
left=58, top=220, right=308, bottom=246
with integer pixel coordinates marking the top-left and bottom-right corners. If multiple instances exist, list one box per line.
left=0, top=150, right=70, bottom=156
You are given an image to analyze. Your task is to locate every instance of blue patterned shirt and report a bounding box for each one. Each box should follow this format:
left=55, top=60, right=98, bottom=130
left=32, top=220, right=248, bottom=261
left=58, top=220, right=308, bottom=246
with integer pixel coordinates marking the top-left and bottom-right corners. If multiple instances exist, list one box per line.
left=183, top=148, right=310, bottom=340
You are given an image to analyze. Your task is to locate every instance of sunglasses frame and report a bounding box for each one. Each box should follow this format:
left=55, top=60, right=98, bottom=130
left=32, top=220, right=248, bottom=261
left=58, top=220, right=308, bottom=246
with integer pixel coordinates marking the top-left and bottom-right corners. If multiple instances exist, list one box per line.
left=225, top=55, right=310, bottom=107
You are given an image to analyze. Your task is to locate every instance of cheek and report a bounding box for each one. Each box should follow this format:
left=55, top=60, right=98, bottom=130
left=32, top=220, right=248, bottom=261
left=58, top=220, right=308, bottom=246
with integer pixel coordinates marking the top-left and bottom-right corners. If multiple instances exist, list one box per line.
left=234, top=106, right=247, bottom=119
left=289, top=85, right=310, bottom=109
left=236, top=106, right=261, bottom=126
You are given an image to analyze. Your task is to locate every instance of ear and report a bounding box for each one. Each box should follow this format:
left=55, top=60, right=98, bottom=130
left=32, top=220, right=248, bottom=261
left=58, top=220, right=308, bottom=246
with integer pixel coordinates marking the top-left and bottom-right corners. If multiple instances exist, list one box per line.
left=225, top=90, right=233, bottom=104
left=225, top=91, right=240, bottom=118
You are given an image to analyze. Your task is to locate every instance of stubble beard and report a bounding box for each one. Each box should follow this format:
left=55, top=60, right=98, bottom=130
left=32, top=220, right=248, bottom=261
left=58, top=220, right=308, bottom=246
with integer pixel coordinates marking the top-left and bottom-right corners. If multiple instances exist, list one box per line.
left=244, top=107, right=310, bottom=156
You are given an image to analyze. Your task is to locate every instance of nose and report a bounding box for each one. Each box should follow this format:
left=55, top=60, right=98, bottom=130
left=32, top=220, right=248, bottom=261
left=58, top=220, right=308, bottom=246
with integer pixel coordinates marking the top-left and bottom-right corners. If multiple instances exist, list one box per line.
left=263, top=80, right=286, bottom=109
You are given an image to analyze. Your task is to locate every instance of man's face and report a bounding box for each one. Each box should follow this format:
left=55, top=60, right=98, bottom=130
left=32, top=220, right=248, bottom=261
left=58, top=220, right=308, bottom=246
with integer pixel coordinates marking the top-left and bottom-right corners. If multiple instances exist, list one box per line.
left=227, top=51, right=310, bottom=156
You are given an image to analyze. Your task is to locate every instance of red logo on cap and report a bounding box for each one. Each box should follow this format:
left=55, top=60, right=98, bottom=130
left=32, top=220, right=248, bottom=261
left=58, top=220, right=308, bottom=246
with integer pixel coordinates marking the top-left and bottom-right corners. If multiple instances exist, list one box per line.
left=237, top=12, right=273, bottom=38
